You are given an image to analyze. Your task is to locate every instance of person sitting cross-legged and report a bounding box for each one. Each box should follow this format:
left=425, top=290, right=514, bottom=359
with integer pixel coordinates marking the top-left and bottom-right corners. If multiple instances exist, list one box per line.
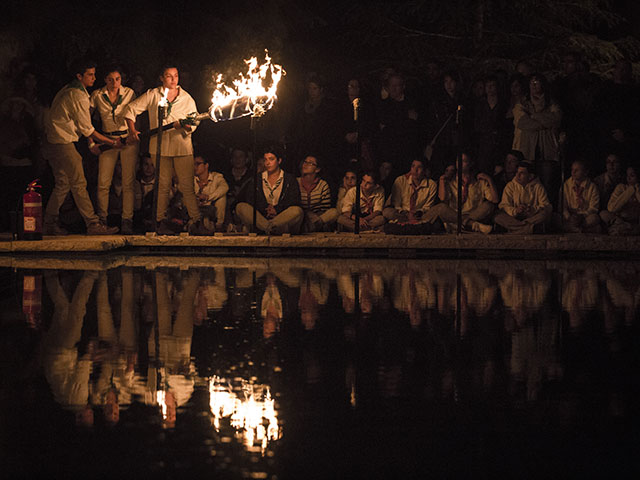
left=494, top=161, right=552, bottom=234
left=561, top=160, right=601, bottom=233
left=600, top=165, right=640, bottom=235
left=382, top=158, right=440, bottom=234
left=422, top=153, right=499, bottom=234
left=194, top=153, right=228, bottom=232
left=297, top=155, right=338, bottom=232
left=235, top=146, right=303, bottom=235
left=337, top=170, right=386, bottom=232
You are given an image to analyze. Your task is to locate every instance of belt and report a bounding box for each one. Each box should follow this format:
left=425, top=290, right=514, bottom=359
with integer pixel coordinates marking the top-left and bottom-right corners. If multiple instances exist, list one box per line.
left=104, top=129, right=128, bottom=136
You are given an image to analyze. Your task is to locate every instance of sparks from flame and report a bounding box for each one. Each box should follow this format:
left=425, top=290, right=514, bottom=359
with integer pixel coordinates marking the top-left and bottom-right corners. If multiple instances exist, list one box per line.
left=209, top=376, right=280, bottom=455
left=209, top=51, right=284, bottom=122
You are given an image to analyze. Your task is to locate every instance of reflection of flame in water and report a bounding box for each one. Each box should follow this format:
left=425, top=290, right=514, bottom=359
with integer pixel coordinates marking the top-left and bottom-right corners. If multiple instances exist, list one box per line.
left=156, top=390, right=167, bottom=420
left=209, top=376, right=280, bottom=454
left=209, top=51, right=284, bottom=122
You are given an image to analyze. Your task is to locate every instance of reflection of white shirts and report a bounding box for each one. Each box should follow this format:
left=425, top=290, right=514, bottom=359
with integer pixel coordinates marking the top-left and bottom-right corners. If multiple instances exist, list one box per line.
left=124, top=86, right=198, bottom=156
left=262, top=170, right=284, bottom=206
left=499, top=272, right=550, bottom=311
left=90, top=86, right=135, bottom=133
left=261, top=284, right=283, bottom=319
left=45, top=80, right=95, bottom=144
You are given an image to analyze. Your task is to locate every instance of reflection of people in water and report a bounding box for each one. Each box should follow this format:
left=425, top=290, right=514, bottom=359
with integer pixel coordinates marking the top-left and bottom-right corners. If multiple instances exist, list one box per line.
left=499, top=269, right=551, bottom=328
left=336, top=269, right=384, bottom=315
left=561, top=269, right=599, bottom=330
left=261, top=273, right=283, bottom=339
left=392, top=268, right=436, bottom=329
left=601, top=269, right=639, bottom=330
left=195, top=267, right=228, bottom=324
left=297, top=270, right=329, bottom=331
left=139, top=269, right=199, bottom=428
left=42, top=270, right=98, bottom=426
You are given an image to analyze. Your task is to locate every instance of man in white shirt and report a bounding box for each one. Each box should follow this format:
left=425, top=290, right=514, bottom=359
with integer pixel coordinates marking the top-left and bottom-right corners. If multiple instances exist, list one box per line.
left=494, top=161, right=552, bottom=233
left=338, top=171, right=386, bottom=231
left=42, top=58, right=120, bottom=235
left=194, top=154, right=228, bottom=231
left=125, top=65, right=210, bottom=235
left=383, top=158, right=437, bottom=223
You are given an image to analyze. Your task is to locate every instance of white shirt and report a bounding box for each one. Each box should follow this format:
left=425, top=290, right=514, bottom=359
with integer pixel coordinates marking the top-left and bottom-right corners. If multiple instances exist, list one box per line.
left=194, top=171, right=229, bottom=205
left=90, top=85, right=135, bottom=134
left=341, top=185, right=385, bottom=215
left=262, top=169, right=285, bottom=206
left=388, top=174, right=437, bottom=213
left=45, top=80, right=95, bottom=144
left=124, top=86, right=198, bottom=156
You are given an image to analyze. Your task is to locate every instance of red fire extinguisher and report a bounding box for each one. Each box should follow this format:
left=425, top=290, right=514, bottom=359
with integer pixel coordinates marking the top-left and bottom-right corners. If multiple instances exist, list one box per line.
left=22, top=270, right=42, bottom=329
left=22, top=180, right=42, bottom=241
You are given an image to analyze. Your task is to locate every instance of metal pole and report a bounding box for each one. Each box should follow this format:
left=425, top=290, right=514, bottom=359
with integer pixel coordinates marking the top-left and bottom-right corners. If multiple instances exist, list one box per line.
left=251, top=116, right=258, bottom=233
left=353, top=99, right=361, bottom=234
left=152, top=105, right=167, bottom=233
left=456, top=105, right=463, bottom=235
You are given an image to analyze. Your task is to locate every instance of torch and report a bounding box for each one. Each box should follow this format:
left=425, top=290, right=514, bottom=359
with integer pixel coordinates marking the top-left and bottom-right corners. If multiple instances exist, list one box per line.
left=152, top=88, right=169, bottom=233
left=352, top=97, right=361, bottom=234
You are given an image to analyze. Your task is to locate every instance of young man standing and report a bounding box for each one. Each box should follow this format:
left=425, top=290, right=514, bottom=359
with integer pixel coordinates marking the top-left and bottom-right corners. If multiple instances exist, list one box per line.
left=124, top=65, right=210, bottom=235
left=42, top=58, right=120, bottom=235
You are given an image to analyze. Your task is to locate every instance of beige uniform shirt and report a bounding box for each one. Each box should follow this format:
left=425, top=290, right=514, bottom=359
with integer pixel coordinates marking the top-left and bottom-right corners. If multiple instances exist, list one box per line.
left=90, top=85, right=135, bottom=133
left=499, top=177, right=551, bottom=217
left=45, top=80, right=95, bottom=144
left=563, top=177, right=599, bottom=218
left=388, top=174, right=437, bottom=213
left=124, top=86, right=198, bottom=156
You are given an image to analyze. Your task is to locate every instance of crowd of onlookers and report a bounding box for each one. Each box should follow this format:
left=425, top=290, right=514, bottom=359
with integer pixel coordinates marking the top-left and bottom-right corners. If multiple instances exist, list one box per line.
left=1, top=52, right=638, bottom=235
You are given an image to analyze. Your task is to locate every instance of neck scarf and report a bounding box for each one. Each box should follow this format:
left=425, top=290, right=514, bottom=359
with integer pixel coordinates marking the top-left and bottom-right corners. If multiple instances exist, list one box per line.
left=573, top=179, right=586, bottom=210
left=102, top=91, right=123, bottom=122
left=263, top=173, right=284, bottom=204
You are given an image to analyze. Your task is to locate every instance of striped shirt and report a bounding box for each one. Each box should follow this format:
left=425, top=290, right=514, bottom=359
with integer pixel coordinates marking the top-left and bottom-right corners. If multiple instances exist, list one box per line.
left=297, top=177, right=332, bottom=213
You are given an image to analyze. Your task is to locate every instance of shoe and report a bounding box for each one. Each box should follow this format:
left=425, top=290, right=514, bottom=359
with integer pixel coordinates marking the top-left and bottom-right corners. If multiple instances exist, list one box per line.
left=44, top=222, right=68, bottom=236
left=87, top=222, right=119, bottom=235
left=156, top=219, right=178, bottom=236
left=188, top=219, right=214, bottom=236
left=121, top=219, right=133, bottom=235
left=471, top=221, right=492, bottom=234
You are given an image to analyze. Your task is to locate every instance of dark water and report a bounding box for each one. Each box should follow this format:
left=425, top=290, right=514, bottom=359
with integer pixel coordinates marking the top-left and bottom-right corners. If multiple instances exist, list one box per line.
left=1, top=257, right=639, bottom=478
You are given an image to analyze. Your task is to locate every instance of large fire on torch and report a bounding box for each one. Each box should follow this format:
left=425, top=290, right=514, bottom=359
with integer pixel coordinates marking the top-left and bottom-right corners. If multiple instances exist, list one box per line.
left=207, top=50, right=285, bottom=122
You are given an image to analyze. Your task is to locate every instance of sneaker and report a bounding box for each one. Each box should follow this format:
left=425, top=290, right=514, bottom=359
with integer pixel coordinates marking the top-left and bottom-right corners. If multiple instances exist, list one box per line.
left=471, top=221, right=492, bottom=235
left=121, top=219, right=133, bottom=235
left=87, top=222, right=119, bottom=235
left=44, top=222, right=68, bottom=236
left=188, top=219, right=214, bottom=236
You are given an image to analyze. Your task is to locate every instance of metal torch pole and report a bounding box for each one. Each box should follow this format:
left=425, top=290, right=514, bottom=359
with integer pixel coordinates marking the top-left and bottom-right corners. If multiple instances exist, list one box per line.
left=251, top=115, right=258, bottom=233
left=152, top=105, right=167, bottom=233
left=456, top=105, right=463, bottom=235
left=353, top=99, right=361, bottom=235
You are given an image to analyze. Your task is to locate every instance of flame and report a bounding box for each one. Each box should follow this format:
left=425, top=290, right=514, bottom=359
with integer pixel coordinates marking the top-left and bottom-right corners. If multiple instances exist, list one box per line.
left=158, top=88, right=169, bottom=108
left=209, top=51, right=284, bottom=122
left=209, top=376, right=281, bottom=455
left=156, top=390, right=167, bottom=420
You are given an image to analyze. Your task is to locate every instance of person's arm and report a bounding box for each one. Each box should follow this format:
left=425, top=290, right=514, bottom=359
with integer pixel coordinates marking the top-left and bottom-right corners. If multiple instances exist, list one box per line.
left=531, top=103, right=562, bottom=129
left=513, top=102, right=543, bottom=131
left=534, top=183, right=552, bottom=213
left=499, top=182, right=517, bottom=217
left=477, top=173, right=499, bottom=203
left=438, top=175, right=449, bottom=202
left=586, top=183, right=600, bottom=215
left=274, top=175, right=301, bottom=213
left=420, top=179, right=438, bottom=212
left=607, top=184, right=633, bottom=213
left=390, top=176, right=403, bottom=210
left=341, top=188, right=355, bottom=217
left=124, top=90, right=152, bottom=142
left=207, top=174, right=229, bottom=203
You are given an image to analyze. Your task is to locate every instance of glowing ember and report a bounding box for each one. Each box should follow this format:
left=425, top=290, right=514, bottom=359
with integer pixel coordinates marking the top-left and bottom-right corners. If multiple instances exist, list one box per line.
left=209, top=376, right=281, bottom=454
left=209, top=51, right=285, bottom=122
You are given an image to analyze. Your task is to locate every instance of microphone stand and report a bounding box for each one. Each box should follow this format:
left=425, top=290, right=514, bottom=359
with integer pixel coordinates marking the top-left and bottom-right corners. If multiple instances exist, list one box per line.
left=455, top=105, right=463, bottom=235
left=353, top=98, right=361, bottom=234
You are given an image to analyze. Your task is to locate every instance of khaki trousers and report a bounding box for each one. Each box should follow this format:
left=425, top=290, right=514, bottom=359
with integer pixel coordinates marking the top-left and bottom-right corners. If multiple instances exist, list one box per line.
left=422, top=201, right=495, bottom=226
left=154, top=155, right=200, bottom=222
left=494, top=207, right=551, bottom=234
left=97, top=142, right=139, bottom=221
left=236, top=203, right=304, bottom=234
left=43, top=142, right=99, bottom=226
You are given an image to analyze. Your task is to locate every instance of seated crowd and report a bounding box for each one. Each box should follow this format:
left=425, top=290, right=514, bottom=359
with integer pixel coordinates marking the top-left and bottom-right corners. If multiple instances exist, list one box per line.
left=4, top=53, right=638, bottom=236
